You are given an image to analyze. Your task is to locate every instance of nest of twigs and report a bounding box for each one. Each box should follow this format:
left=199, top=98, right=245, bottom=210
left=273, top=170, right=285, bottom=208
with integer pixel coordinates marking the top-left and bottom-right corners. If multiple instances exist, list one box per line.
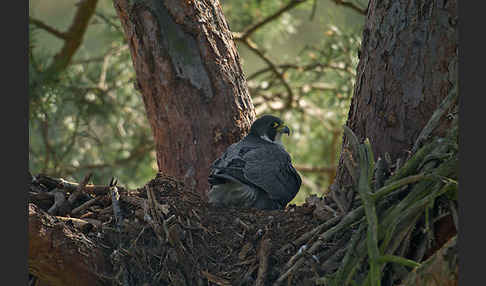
left=29, top=172, right=326, bottom=285
left=28, top=90, right=458, bottom=286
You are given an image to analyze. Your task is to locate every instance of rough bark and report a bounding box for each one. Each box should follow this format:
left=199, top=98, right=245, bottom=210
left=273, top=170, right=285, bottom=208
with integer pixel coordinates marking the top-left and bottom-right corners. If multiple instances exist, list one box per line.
left=28, top=203, right=112, bottom=286
left=113, top=0, right=256, bottom=193
left=325, top=1, right=458, bottom=283
left=334, top=0, right=458, bottom=191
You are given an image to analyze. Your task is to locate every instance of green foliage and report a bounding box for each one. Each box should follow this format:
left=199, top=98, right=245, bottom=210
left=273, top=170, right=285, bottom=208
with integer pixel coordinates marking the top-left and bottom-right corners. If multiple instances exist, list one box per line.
left=29, top=12, right=156, bottom=188
left=29, top=0, right=365, bottom=196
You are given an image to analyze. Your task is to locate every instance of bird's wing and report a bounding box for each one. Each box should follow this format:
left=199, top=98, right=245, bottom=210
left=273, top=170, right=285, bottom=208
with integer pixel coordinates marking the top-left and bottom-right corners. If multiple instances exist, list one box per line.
left=242, top=143, right=302, bottom=205
left=209, top=139, right=301, bottom=206
left=209, top=142, right=260, bottom=187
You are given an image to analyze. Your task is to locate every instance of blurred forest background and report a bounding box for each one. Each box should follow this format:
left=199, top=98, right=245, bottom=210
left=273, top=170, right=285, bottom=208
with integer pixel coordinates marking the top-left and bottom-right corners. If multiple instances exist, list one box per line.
left=29, top=0, right=368, bottom=204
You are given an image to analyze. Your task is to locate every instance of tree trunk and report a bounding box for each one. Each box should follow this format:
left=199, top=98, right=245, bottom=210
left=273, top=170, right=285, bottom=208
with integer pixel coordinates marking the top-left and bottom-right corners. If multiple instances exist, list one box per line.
left=113, top=0, right=256, bottom=193
left=333, top=0, right=458, bottom=191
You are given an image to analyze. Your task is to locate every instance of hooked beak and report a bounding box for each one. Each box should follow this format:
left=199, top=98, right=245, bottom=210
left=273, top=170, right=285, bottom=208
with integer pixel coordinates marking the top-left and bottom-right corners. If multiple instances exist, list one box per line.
left=278, top=125, right=291, bottom=136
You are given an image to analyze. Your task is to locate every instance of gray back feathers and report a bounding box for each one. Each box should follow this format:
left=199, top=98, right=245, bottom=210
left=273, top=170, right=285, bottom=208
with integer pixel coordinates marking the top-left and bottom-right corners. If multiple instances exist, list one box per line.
left=209, top=135, right=301, bottom=209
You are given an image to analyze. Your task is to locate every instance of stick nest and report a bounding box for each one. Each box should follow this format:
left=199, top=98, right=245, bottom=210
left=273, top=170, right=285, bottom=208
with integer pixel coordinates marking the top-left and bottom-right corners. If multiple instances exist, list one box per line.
left=28, top=92, right=458, bottom=286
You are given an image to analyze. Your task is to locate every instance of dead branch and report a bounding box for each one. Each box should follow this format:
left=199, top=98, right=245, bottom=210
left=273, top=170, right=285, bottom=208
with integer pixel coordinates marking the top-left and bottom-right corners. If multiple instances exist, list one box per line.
left=255, top=236, right=272, bottom=286
left=68, top=173, right=92, bottom=205
left=35, top=174, right=112, bottom=195
left=71, top=197, right=100, bottom=216
left=201, top=270, right=231, bottom=286
left=54, top=216, right=98, bottom=232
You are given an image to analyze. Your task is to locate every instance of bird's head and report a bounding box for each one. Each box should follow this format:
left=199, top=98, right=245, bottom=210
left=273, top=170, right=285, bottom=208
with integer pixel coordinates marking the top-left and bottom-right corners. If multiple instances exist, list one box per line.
left=249, top=115, right=291, bottom=145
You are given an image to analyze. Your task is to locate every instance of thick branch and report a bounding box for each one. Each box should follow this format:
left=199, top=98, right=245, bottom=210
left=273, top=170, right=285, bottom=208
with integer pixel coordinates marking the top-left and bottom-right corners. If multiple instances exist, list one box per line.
left=28, top=203, right=112, bottom=286
left=255, top=237, right=272, bottom=286
left=34, top=174, right=112, bottom=196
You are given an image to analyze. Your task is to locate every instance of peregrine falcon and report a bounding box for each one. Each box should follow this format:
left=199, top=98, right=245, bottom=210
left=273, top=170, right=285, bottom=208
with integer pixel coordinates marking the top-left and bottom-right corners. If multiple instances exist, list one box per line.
left=208, top=115, right=302, bottom=210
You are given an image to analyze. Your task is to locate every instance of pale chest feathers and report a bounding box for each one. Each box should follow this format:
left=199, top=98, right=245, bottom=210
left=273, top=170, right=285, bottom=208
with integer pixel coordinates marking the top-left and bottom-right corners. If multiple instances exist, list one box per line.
left=260, top=133, right=284, bottom=147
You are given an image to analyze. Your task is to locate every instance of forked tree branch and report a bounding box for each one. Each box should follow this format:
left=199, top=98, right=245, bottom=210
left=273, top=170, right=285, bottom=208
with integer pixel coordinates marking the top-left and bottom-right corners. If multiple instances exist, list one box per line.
left=233, top=0, right=308, bottom=41
left=44, top=0, right=99, bottom=74
left=240, top=38, right=295, bottom=109
left=29, top=17, right=67, bottom=39
left=232, top=0, right=312, bottom=110
left=233, top=0, right=362, bottom=110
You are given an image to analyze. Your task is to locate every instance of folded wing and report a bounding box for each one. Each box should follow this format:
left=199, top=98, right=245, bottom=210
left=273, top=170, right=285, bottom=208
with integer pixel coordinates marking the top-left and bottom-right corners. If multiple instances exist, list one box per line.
left=209, top=138, right=301, bottom=208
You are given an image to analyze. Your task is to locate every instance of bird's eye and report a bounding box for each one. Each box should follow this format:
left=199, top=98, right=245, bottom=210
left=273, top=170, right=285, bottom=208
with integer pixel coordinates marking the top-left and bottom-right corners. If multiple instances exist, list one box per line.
left=272, top=122, right=279, bottom=128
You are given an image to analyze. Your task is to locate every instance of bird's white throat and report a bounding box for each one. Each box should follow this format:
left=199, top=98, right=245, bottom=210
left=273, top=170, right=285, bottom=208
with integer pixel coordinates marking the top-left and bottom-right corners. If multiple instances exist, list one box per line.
left=261, top=133, right=284, bottom=147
